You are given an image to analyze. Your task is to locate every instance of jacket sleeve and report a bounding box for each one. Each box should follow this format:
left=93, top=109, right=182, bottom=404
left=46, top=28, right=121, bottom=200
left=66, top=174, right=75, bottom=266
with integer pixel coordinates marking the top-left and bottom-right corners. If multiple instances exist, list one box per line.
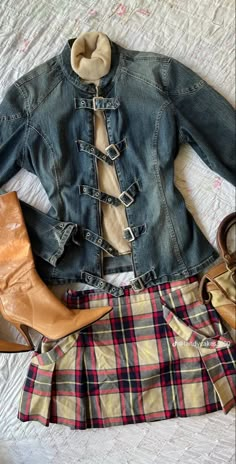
left=167, top=59, right=236, bottom=186
left=0, top=83, right=27, bottom=184
left=0, top=83, right=77, bottom=266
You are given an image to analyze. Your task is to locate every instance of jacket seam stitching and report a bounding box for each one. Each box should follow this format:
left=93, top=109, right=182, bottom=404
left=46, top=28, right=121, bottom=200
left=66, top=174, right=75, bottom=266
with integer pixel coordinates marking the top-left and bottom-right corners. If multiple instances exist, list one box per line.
left=14, top=58, right=58, bottom=86
left=168, top=80, right=205, bottom=95
left=163, top=59, right=171, bottom=89
left=153, top=100, right=188, bottom=269
left=121, top=53, right=170, bottom=63
left=160, top=58, right=171, bottom=91
left=167, top=59, right=205, bottom=95
left=13, top=83, right=29, bottom=166
left=23, top=116, right=30, bottom=167
left=168, top=101, right=187, bottom=144
left=28, top=124, right=63, bottom=206
left=154, top=100, right=171, bottom=133
left=29, top=75, right=65, bottom=114
left=120, top=69, right=168, bottom=95
left=0, top=113, right=23, bottom=122
left=14, top=82, right=29, bottom=111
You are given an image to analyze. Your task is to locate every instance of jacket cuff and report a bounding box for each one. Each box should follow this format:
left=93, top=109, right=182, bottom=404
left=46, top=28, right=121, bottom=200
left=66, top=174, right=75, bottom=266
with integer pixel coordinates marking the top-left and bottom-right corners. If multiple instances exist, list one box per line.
left=20, top=200, right=78, bottom=266
left=46, top=222, right=77, bottom=266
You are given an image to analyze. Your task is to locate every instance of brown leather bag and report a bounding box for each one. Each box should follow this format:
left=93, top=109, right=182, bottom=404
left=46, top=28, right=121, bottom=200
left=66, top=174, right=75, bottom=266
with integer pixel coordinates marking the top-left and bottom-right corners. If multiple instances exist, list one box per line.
left=199, top=212, right=236, bottom=329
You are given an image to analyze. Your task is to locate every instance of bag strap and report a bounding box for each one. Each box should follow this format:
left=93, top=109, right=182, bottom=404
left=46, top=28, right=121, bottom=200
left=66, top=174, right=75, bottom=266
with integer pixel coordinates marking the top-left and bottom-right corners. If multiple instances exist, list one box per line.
left=217, top=212, right=236, bottom=269
left=199, top=262, right=229, bottom=303
left=199, top=212, right=236, bottom=303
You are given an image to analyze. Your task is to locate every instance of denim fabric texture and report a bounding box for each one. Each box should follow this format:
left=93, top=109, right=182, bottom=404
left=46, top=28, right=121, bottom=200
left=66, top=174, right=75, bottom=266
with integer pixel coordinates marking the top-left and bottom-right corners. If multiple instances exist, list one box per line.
left=0, top=38, right=235, bottom=295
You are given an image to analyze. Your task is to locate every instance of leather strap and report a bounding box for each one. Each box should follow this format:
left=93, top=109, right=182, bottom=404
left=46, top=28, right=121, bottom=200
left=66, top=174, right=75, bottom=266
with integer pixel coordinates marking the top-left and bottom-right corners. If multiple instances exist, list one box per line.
left=217, top=212, right=236, bottom=266
left=80, top=272, right=125, bottom=297
left=77, top=138, right=127, bottom=165
left=199, top=261, right=227, bottom=302
left=80, top=185, right=121, bottom=206
left=199, top=261, right=236, bottom=304
left=80, top=180, right=140, bottom=208
left=74, top=97, right=120, bottom=111
left=82, top=228, right=119, bottom=256
left=130, top=269, right=157, bottom=292
left=203, top=261, right=227, bottom=279
left=123, top=224, right=147, bottom=241
left=77, top=140, right=113, bottom=165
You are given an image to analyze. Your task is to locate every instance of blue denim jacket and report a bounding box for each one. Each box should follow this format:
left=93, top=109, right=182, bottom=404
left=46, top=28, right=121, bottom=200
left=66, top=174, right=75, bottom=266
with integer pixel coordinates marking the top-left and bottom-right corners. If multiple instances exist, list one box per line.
left=0, top=39, right=235, bottom=296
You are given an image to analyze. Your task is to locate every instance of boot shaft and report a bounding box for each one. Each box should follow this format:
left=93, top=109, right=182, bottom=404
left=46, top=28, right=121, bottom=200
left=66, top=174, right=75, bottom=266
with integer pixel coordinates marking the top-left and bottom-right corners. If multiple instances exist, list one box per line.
left=0, top=192, right=34, bottom=290
left=0, top=192, right=112, bottom=344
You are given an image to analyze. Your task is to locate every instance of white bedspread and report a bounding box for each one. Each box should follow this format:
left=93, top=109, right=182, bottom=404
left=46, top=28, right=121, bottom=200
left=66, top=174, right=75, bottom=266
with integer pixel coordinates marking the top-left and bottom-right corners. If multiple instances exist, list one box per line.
left=0, top=1, right=235, bottom=463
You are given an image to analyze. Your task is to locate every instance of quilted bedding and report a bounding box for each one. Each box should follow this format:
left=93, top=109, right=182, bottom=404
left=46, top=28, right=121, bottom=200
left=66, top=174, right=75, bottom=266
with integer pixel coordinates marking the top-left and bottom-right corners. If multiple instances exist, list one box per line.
left=0, top=1, right=235, bottom=463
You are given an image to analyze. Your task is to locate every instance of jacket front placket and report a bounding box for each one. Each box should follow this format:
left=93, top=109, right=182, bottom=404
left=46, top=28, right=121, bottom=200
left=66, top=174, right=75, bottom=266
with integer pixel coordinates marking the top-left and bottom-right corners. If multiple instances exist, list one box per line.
left=74, top=94, right=132, bottom=296
left=75, top=92, right=157, bottom=296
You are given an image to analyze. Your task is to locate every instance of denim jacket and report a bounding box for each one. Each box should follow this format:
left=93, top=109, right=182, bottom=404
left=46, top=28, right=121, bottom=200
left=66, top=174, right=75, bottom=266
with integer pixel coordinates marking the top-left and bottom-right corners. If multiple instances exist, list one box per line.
left=0, top=39, right=235, bottom=296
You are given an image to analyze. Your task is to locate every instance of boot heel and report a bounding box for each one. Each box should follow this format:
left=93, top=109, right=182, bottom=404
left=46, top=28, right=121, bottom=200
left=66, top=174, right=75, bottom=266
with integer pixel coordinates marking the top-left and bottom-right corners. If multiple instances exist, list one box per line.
left=12, top=323, right=34, bottom=350
left=0, top=339, right=33, bottom=353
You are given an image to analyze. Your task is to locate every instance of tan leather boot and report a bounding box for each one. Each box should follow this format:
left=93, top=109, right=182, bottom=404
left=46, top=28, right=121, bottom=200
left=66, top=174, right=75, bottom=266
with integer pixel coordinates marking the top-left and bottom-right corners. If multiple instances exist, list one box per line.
left=0, top=191, right=112, bottom=352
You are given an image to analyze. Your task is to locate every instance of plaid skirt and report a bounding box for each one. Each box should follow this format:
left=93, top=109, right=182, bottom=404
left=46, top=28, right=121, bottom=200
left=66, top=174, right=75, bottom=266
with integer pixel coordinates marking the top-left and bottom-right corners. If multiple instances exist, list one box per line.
left=18, top=277, right=236, bottom=429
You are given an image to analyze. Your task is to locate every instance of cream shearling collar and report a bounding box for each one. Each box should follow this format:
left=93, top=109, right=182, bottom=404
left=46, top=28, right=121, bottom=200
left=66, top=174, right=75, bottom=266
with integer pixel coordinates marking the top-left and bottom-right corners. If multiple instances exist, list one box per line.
left=71, top=31, right=111, bottom=80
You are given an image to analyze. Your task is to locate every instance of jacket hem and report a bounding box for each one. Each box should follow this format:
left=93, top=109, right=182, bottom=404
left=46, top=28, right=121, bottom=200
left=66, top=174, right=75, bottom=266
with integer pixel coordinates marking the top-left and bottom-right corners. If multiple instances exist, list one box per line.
left=41, top=251, right=219, bottom=287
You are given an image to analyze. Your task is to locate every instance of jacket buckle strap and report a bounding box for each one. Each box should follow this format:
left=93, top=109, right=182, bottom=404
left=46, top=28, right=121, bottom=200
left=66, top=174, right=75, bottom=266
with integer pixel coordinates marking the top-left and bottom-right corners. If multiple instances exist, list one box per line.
left=83, top=228, right=119, bottom=256
left=130, top=277, right=145, bottom=292
left=119, top=179, right=141, bottom=207
left=93, top=96, right=104, bottom=111
left=92, top=97, right=120, bottom=111
left=119, top=191, right=134, bottom=207
left=130, top=269, right=157, bottom=292
left=123, top=224, right=147, bottom=242
left=105, top=144, right=120, bottom=160
left=105, top=138, right=127, bottom=160
left=81, top=272, right=124, bottom=297
left=123, top=227, right=135, bottom=242
left=75, top=97, right=120, bottom=110
left=80, top=185, right=121, bottom=206
left=77, top=140, right=113, bottom=165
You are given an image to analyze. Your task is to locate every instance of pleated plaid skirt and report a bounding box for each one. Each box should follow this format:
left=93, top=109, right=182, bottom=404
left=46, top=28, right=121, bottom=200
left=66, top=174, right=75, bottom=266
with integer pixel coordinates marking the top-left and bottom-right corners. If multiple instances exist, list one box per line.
left=18, top=277, right=236, bottom=429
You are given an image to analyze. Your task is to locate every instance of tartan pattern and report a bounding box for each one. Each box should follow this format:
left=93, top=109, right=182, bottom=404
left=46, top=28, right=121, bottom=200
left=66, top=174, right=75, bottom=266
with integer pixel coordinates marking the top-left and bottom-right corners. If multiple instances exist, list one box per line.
left=18, top=277, right=236, bottom=429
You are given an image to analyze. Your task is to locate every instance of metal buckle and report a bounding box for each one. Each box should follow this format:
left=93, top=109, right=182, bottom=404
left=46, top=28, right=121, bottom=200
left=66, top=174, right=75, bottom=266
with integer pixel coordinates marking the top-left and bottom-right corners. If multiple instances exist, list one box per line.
left=105, top=144, right=120, bottom=160
left=130, top=277, right=145, bottom=292
left=93, top=96, right=104, bottom=111
left=119, top=191, right=134, bottom=207
left=123, top=227, right=135, bottom=242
